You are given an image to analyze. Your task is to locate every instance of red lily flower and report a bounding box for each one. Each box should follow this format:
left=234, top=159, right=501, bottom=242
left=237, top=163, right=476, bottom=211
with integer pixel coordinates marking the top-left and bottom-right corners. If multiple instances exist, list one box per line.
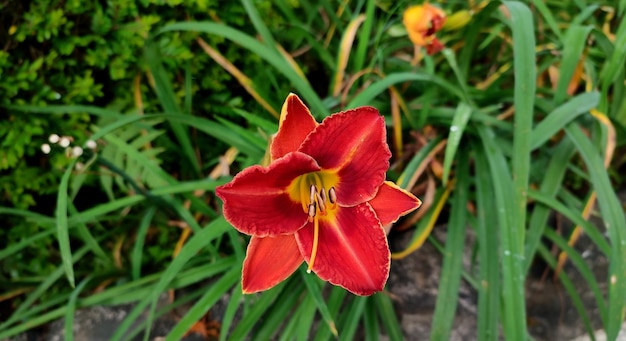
left=216, top=94, right=421, bottom=296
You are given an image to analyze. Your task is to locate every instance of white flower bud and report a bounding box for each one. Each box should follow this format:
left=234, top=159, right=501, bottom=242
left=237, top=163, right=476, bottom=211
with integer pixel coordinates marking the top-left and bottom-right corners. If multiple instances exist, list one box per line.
left=71, top=146, right=83, bottom=157
left=59, top=137, right=71, bottom=148
left=49, top=134, right=60, bottom=143
left=41, top=144, right=51, bottom=154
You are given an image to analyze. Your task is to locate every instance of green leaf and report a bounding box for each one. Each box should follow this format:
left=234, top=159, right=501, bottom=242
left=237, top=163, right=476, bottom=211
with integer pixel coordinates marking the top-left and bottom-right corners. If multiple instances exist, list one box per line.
left=555, top=25, right=593, bottom=104
left=65, top=277, right=92, bottom=341
left=347, top=72, right=465, bottom=108
left=165, top=265, right=240, bottom=341
left=56, top=158, right=78, bottom=288
left=503, top=2, right=536, bottom=338
left=442, top=103, right=472, bottom=186
left=300, top=269, right=338, bottom=337
left=109, top=218, right=231, bottom=341
left=531, top=92, right=599, bottom=150
left=155, top=22, right=327, bottom=117
left=473, top=139, right=500, bottom=341
left=565, top=124, right=626, bottom=340
left=431, top=149, right=469, bottom=340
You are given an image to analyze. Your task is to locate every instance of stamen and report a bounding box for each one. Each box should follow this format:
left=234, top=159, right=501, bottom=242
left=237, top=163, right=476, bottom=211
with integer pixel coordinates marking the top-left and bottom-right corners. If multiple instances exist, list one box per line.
left=309, top=184, right=317, bottom=205
left=315, top=192, right=326, bottom=214
left=308, top=203, right=316, bottom=222
left=328, top=187, right=337, bottom=204
left=320, top=187, right=327, bottom=203
left=307, top=216, right=320, bottom=273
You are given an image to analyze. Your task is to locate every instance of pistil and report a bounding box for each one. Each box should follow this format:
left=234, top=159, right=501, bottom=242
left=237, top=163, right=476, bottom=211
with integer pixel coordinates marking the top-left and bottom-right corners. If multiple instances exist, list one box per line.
left=305, top=185, right=337, bottom=273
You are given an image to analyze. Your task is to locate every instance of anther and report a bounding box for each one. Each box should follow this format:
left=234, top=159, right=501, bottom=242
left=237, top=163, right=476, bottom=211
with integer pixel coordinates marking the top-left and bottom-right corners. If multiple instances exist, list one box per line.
left=328, top=187, right=337, bottom=204
left=315, top=192, right=326, bottom=214
left=320, top=187, right=327, bottom=203
left=308, top=203, right=317, bottom=221
left=309, top=185, right=317, bottom=204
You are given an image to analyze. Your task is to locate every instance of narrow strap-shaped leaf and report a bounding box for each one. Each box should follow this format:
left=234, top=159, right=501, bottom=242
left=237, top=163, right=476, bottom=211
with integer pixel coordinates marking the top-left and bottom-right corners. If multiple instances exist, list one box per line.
left=337, top=296, right=367, bottom=341
left=529, top=0, right=563, bottom=40
left=219, top=283, right=243, bottom=341
left=228, top=280, right=290, bottom=339
left=504, top=2, right=536, bottom=338
left=56, top=158, right=78, bottom=287
left=565, top=123, right=626, bottom=340
left=529, top=189, right=611, bottom=256
left=109, top=218, right=231, bottom=341
left=301, top=269, right=338, bottom=337
left=537, top=244, right=596, bottom=338
left=431, top=149, right=469, bottom=340
left=374, top=293, right=404, bottom=341
left=64, top=277, right=92, bottom=341
left=131, top=208, right=156, bottom=280
left=165, top=265, right=240, bottom=341
left=477, top=124, right=521, bottom=340
left=442, top=103, right=472, bottom=186
left=472, top=139, right=500, bottom=341
left=155, top=22, right=327, bottom=116
left=363, top=297, right=380, bottom=341
left=251, top=281, right=304, bottom=341
left=525, top=139, right=576, bottom=270
left=347, top=72, right=466, bottom=108
left=144, top=43, right=199, bottom=176
left=353, top=0, right=376, bottom=73
left=530, top=91, right=599, bottom=150
left=555, top=25, right=593, bottom=104
left=543, top=228, right=608, bottom=327
left=313, top=286, right=347, bottom=341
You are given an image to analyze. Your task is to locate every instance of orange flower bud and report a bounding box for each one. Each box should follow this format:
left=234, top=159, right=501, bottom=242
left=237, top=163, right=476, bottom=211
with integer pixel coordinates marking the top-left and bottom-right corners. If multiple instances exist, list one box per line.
left=403, top=3, right=447, bottom=55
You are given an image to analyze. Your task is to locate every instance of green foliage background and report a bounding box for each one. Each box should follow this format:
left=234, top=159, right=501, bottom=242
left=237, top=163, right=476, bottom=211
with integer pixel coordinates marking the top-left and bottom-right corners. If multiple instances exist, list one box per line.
left=0, top=0, right=279, bottom=208
left=1, top=0, right=626, bottom=340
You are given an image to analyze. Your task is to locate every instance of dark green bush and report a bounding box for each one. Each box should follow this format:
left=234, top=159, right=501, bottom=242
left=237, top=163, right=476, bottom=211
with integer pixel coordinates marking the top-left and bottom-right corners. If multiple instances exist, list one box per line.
left=0, top=0, right=281, bottom=209
left=0, top=0, right=281, bottom=288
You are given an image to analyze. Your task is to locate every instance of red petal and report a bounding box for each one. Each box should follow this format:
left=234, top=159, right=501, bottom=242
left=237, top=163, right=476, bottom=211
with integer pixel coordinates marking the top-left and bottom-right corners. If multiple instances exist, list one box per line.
left=299, top=107, right=391, bottom=206
left=369, top=181, right=422, bottom=226
left=270, top=94, right=318, bottom=160
left=216, top=152, right=320, bottom=237
left=295, top=204, right=390, bottom=296
left=242, top=235, right=303, bottom=293
left=426, top=38, right=445, bottom=55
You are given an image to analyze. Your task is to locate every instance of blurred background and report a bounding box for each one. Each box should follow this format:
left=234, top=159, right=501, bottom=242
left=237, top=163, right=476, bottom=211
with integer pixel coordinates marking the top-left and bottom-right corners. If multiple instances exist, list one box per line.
left=1, top=0, right=625, bottom=340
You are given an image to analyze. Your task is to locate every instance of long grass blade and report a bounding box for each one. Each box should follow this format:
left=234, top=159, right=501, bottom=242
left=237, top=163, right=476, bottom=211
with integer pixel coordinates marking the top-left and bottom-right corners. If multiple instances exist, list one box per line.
left=530, top=92, right=599, bottom=150
left=554, top=25, right=593, bottom=104
left=131, top=208, right=156, bottom=280
left=64, top=277, right=92, bottom=341
left=56, top=158, right=78, bottom=287
left=165, top=265, right=240, bottom=341
left=473, top=139, right=500, bottom=341
left=338, top=296, right=366, bottom=341
left=503, top=2, right=536, bottom=338
left=347, top=72, right=465, bottom=108
left=374, top=293, right=403, bottom=341
left=109, top=218, right=231, bottom=341
left=144, top=43, right=199, bottom=176
left=430, top=149, right=469, bottom=340
left=300, top=269, right=338, bottom=337
left=155, top=22, right=326, bottom=116
left=477, top=124, right=521, bottom=340
left=442, top=103, right=471, bottom=186
left=525, top=139, right=576, bottom=271
left=565, top=123, right=626, bottom=340
left=536, top=244, right=596, bottom=338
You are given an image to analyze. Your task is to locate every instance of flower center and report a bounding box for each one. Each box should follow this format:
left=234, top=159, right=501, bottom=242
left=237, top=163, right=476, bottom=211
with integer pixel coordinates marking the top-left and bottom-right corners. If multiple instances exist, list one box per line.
left=287, top=171, right=339, bottom=273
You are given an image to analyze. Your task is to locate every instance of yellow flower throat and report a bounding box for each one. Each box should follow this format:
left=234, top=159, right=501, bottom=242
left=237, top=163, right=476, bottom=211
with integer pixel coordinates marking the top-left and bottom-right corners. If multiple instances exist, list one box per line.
left=288, top=171, right=339, bottom=273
